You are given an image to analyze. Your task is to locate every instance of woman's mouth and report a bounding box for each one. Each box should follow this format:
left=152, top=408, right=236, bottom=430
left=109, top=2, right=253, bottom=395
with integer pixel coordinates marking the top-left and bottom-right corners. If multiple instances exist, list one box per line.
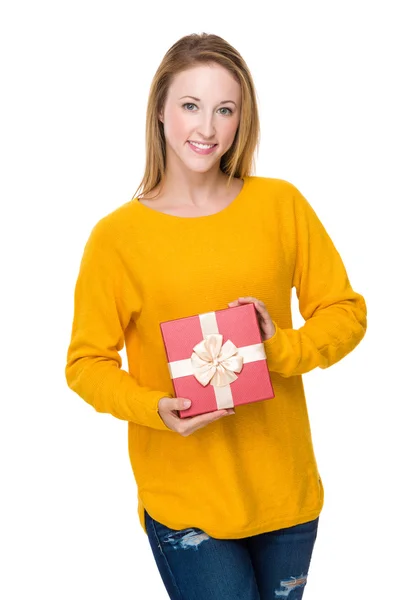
left=187, top=141, right=218, bottom=155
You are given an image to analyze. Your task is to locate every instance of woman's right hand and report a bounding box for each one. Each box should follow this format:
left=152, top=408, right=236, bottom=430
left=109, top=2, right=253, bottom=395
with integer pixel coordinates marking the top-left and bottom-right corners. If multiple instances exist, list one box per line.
left=158, top=396, right=235, bottom=436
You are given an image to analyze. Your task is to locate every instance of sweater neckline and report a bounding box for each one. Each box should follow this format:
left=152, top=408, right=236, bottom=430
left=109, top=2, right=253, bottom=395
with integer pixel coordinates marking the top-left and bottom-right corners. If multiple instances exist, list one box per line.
left=131, top=176, right=250, bottom=221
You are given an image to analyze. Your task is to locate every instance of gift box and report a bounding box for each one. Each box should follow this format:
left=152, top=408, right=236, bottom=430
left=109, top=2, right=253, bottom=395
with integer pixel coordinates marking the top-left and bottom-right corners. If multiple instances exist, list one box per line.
left=160, top=303, right=274, bottom=418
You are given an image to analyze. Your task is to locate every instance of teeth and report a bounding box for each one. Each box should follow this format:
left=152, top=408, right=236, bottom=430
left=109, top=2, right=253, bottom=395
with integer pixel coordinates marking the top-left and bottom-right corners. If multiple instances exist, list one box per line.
left=189, top=141, right=216, bottom=149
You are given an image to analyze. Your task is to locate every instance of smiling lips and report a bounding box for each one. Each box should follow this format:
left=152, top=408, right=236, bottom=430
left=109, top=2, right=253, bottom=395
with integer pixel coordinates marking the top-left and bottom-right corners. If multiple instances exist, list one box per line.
left=187, top=140, right=218, bottom=155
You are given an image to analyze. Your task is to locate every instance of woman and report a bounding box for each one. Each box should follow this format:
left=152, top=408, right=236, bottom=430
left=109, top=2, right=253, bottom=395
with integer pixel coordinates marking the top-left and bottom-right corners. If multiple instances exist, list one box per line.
left=65, top=32, right=367, bottom=599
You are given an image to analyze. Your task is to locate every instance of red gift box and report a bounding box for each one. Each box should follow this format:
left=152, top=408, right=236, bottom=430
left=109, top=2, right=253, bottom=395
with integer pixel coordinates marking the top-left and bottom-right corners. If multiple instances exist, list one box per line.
left=160, top=303, right=274, bottom=418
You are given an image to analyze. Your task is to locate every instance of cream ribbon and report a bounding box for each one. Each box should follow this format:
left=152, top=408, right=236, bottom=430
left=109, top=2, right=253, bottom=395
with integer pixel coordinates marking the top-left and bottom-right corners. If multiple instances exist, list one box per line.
left=167, top=311, right=267, bottom=410
left=190, top=333, right=243, bottom=387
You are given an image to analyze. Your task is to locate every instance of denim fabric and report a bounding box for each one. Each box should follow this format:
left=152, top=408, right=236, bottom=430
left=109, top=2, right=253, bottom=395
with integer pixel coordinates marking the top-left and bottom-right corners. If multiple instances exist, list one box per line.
left=144, top=509, right=319, bottom=600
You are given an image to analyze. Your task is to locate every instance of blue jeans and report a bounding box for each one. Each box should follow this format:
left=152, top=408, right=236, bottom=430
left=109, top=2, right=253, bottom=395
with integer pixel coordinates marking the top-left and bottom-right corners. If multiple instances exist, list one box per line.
left=144, top=509, right=319, bottom=600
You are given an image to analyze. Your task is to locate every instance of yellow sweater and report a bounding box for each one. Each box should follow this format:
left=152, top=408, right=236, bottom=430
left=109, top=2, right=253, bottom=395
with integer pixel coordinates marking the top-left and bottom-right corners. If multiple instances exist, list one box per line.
left=65, top=176, right=367, bottom=539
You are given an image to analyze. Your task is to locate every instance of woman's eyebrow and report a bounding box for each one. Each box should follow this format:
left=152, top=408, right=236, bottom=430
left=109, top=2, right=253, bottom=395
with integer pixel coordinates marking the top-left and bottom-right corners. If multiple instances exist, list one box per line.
left=179, top=95, right=237, bottom=106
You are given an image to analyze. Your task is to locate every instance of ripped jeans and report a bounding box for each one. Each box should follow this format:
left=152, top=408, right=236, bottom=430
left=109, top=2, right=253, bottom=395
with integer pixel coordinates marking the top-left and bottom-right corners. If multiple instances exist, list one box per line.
left=144, top=509, right=319, bottom=600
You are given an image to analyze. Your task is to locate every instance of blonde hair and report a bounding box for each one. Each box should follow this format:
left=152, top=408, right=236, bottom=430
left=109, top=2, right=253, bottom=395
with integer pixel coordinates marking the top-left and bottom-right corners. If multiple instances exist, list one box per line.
left=131, top=32, right=260, bottom=200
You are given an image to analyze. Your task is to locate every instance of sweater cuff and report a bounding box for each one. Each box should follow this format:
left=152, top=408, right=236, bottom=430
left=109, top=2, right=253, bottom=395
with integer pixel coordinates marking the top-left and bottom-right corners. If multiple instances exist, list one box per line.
left=140, top=391, right=173, bottom=431
left=263, top=320, right=294, bottom=376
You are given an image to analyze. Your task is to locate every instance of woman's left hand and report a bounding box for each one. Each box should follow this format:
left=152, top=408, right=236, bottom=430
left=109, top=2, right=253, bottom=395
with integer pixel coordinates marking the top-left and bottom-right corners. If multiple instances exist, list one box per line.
left=227, top=297, right=275, bottom=342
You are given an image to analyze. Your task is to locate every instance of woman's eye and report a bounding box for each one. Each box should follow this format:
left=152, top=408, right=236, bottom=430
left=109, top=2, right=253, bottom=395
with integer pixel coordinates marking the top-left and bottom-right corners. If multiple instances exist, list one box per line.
left=182, top=103, right=233, bottom=116
left=219, top=107, right=233, bottom=116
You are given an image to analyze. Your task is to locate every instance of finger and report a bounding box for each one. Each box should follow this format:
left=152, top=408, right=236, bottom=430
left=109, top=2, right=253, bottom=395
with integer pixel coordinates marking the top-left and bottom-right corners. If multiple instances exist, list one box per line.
left=252, top=300, right=269, bottom=315
left=181, top=409, right=231, bottom=432
left=238, top=296, right=266, bottom=308
left=229, top=298, right=269, bottom=324
left=195, top=411, right=235, bottom=433
left=187, top=409, right=229, bottom=424
left=228, top=298, right=257, bottom=308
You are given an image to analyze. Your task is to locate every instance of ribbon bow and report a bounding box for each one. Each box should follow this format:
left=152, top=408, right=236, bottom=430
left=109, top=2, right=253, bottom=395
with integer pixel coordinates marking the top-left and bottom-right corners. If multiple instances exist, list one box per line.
left=190, top=333, right=244, bottom=387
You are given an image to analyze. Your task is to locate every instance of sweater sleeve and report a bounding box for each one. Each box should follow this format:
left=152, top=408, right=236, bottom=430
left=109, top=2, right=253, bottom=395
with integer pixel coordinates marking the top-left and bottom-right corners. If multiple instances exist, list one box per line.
left=263, top=185, right=367, bottom=377
left=65, top=220, right=173, bottom=431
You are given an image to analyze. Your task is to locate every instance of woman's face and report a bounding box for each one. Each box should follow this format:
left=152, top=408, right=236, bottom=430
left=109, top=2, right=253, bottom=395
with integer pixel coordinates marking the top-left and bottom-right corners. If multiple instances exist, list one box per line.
left=159, top=63, right=242, bottom=175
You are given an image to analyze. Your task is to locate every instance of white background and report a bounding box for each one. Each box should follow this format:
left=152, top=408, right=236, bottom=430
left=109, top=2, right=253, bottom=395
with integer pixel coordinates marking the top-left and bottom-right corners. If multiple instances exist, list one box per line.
left=1, top=1, right=418, bottom=598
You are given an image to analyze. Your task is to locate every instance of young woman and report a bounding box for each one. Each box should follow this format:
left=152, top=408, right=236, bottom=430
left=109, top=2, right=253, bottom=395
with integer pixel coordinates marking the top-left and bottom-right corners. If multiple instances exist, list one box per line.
left=65, top=32, right=367, bottom=599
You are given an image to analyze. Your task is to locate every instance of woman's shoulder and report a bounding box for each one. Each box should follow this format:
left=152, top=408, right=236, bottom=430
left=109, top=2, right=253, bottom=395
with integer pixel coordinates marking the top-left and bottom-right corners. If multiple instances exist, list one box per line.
left=248, top=176, right=304, bottom=212
left=85, top=197, right=142, bottom=248
left=249, top=175, right=301, bottom=196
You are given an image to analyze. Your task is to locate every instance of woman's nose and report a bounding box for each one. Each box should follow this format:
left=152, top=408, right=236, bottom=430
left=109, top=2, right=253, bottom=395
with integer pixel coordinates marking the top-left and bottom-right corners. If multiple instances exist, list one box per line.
left=196, top=114, right=216, bottom=139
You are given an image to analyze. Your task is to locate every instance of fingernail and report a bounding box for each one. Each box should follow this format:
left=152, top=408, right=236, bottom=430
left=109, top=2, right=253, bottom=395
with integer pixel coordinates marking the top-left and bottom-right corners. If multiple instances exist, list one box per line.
left=183, top=400, right=191, bottom=408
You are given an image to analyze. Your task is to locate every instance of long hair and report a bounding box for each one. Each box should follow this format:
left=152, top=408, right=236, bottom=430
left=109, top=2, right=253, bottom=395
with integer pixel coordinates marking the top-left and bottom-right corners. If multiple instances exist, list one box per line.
left=131, top=33, right=260, bottom=200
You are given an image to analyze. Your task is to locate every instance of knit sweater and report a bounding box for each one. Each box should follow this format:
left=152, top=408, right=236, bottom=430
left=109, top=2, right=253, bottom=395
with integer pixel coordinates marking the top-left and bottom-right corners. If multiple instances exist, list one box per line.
left=65, top=175, right=367, bottom=539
